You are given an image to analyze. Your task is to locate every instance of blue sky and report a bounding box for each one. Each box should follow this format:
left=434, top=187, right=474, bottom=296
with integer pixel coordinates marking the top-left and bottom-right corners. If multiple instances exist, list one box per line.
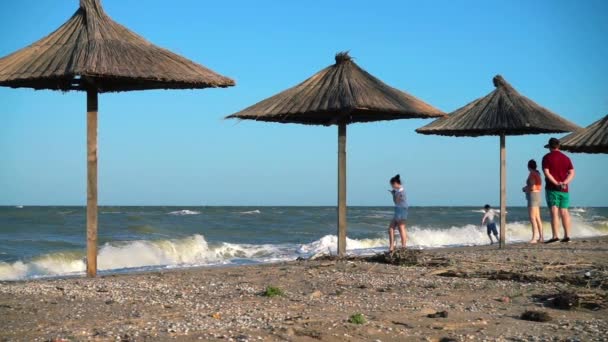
left=1, top=0, right=607, bottom=206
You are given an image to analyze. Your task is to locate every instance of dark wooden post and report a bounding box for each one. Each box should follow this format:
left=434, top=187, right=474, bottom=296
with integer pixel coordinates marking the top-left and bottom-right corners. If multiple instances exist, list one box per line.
left=337, top=123, right=347, bottom=256
left=499, top=134, right=506, bottom=248
left=86, top=89, right=98, bottom=277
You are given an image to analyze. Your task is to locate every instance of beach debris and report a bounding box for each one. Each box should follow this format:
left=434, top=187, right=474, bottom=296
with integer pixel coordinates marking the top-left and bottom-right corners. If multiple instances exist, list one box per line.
left=520, top=310, right=552, bottom=322
left=552, top=292, right=580, bottom=310
left=294, top=328, right=322, bottom=339
left=391, top=321, right=413, bottom=328
left=432, top=266, right=608, bottom=289
left=262, top=286, right=284, bottom=297
left=235, top=334, right=249, bottom=342
left=348, top=313, right=366, bottom=325
left=432, top=319, right=488, bottom=331
left=309, top=250, right=331, bottom=260
left=533, top=292, right=580, bottom=310
left=92, top=329, right=108, bottom=338
left=500, top=296, right=511, bottom=303
left=432, top=269, right=468, bottom=278
left=534, top=291, right=607, bottom=311
left=119, top=333, right=133, bottom=342
left=427, top=311, right=449, bottom=318
left=210, top=312, right=221, bottom=320
left=439, top=338, right=458, bottom=342
left=365, top=249, right=421, bottom=266
left=308, top=249, right=451, bottom=267
left=309, top=290, right=323, bottom=299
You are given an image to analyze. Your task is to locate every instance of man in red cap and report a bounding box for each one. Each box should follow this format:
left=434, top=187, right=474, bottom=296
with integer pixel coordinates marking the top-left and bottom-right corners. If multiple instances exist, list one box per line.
left=542, top=138, right=575, bottom=243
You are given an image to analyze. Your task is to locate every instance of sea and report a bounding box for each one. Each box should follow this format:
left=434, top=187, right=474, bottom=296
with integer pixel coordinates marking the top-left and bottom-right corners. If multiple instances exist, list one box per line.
left=1, top=206, right=606, bottom=281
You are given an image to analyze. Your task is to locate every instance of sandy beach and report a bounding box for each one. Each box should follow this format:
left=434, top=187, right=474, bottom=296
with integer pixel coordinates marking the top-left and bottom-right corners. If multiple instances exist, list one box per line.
left=1, top=237, right=606, bottom=342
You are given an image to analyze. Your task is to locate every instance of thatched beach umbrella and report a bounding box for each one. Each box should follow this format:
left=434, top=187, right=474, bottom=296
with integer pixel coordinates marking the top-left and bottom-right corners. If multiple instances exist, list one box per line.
left=0, top=0, right=234, bottom=277
left=560, top=115, right=608, bottom=154
left=227, top=52, right=444, bottom=256
left=417, top=75, right=579, bottom=248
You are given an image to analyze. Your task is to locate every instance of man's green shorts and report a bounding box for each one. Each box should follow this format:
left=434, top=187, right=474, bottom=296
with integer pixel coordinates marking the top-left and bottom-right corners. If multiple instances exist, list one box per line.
left=546, top=190, right=570, bottom=209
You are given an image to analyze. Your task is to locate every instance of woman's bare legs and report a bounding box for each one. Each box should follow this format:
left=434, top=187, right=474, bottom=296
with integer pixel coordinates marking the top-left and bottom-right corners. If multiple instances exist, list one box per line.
left=388, top=221, right=396, bottom=252
left=534, top=208, right=544, bottom=242
left=528, top=206, right=539, bottom=243
left=398, top=221, right=407, bottom=248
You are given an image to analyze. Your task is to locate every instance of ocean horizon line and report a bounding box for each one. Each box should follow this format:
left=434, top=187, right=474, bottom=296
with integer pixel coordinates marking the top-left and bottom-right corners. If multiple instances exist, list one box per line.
left=1, top=204, right=606, bottom=208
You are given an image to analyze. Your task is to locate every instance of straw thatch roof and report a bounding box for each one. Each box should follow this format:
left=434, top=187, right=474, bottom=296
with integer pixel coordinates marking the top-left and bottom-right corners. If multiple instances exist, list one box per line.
left=226, top=52, right=444, bottom=126
left=0, top=0, right=234, bottom=92
left=416, top=75, right=579, bottom=137
left=560, top=115, right=608, bottom=154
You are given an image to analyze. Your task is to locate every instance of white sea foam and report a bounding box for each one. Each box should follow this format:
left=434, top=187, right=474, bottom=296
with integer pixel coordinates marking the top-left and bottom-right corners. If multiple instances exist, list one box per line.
left=470, top=209, right=504, bottom=214
left=239, top=210, right=261, bottom=215
left=0, top=235, right=289, bottom=281
left=594, top=220, right=608, bottom=227
left=168, top=210, right=201, bottom=216
left=297, top=235, right=387, bottom=257
left=0, top=253, right=85, bottom=281
left=297, top=216, right=607, bottom=257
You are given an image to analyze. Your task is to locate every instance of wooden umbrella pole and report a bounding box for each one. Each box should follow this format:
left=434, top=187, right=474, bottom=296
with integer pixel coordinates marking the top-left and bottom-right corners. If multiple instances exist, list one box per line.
left=337, top=123, right=347, bottom=256
left=499, top=134, right=506, bottom=248
left=86, top=88, right=98, bottom=277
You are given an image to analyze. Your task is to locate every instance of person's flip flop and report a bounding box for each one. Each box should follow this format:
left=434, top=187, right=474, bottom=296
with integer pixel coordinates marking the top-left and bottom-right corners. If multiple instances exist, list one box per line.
left=544, top=238, right=559, bottom=244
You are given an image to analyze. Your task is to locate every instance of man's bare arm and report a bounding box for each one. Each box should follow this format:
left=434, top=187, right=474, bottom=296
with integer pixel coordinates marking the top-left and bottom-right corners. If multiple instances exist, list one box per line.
left=563, top=168, right=575, bottom=185
left=543, top=168, right=559, bottom=186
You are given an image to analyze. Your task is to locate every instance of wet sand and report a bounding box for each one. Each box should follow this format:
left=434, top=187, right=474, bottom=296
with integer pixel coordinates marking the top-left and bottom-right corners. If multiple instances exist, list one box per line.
left=1, top=237, right=607, bottom=341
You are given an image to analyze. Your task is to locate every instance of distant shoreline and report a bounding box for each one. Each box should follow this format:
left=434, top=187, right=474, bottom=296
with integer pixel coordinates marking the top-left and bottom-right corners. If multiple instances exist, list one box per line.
left=2, top=206, right=606, bottom=282
left=4, top=235, right=606, bottom=284
left=2, top=205, right=607, bottom=208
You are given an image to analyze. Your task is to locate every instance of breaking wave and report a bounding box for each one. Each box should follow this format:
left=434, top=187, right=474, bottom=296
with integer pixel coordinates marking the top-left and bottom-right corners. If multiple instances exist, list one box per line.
left=0, top=235, right=287, bottom=281
left=239, top=210, right=261, bottom=215
left=297, top=235, right=387, bottom=257
left=1, top=216, right=605, bottom=281
left=168, top=210, right=201, bottom=216
left=296, top=217, right=607, bottom=256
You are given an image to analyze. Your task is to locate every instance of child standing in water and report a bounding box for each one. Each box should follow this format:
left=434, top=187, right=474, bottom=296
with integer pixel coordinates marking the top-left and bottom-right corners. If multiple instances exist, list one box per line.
left=388, top=174, right=408, bottom=251
left=482, top=204, right=499, bottom=244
